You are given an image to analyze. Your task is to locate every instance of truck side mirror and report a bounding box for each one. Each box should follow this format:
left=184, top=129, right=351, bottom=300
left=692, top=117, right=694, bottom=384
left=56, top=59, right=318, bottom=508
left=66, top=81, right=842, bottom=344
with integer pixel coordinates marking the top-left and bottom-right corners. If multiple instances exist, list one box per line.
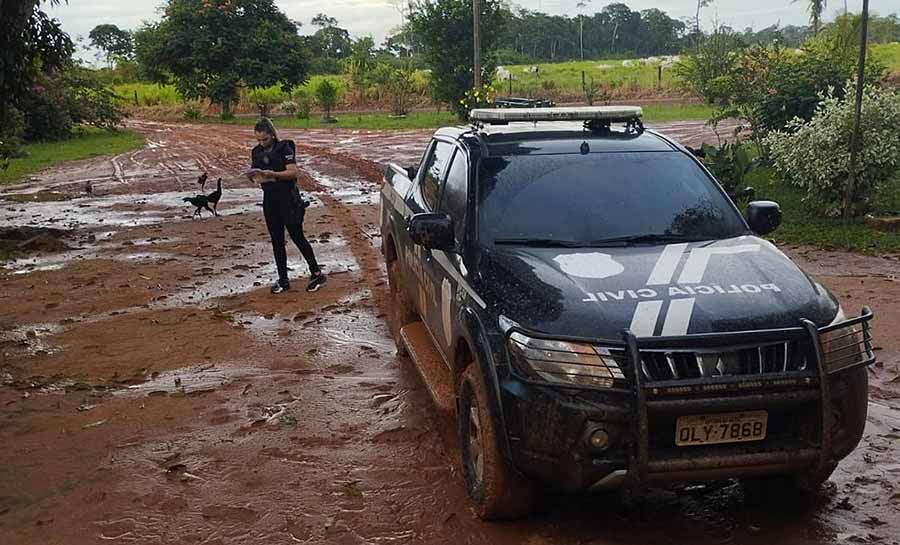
left=746, top=201, right=781, bottom=235
left=406, top=165, right=418, bottom=180
left=407, top=213, right=455, bottom=252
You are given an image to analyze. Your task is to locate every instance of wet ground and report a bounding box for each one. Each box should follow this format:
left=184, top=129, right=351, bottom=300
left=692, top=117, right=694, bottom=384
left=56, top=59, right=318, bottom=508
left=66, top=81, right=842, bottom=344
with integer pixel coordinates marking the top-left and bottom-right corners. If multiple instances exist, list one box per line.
left=1, top=121, right=899, bottom=545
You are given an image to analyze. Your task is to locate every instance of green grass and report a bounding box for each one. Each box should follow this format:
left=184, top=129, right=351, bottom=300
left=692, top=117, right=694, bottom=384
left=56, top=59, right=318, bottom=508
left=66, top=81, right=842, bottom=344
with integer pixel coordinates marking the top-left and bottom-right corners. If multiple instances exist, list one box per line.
left=503, top=58, right=679, bottom=97
left=747, top=166, right=900, bottom=254
left=0, top=128, right=145, bottom=185
left=871, top=42, right=900, bottom=71
left=199, top=102, right=713, bottom=131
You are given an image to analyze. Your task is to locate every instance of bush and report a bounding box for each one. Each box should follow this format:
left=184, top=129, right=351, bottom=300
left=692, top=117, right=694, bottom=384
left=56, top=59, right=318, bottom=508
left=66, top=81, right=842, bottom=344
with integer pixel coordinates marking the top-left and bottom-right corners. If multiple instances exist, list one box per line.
left=183, top=100, right=202, bottom=119
left=279, top=100, right=297, bottom=114
left=674, top=27, right=746, bottom=104
left=382, top=66, right=416, bottom=116
left=699, top=138, right=758, bottom=196
left=765, top=82, right=900, bottom=216
left=247, top=87, right=287, bottom=116
left=314, top=79, right=340, bottom=121
left=457, top=84, right=495, bottom=120
left=20, top=88, right=72, bottom=141
left=18, top=66, right=126, bottom=141
left=294, top=89, right=311, bottom=119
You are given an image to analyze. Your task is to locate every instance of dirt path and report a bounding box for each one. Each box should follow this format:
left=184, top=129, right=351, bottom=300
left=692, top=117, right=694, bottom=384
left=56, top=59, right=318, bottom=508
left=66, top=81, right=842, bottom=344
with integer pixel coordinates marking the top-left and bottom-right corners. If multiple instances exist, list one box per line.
left=1, top=121, right=898, bottom=545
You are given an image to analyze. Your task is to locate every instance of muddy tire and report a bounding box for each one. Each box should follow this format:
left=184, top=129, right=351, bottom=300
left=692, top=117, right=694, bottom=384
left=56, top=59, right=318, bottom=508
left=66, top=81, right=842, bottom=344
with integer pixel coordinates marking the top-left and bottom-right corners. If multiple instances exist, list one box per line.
left=387, top=258, right=417, bottom=357
left=458, top=363, right=537, bottom=520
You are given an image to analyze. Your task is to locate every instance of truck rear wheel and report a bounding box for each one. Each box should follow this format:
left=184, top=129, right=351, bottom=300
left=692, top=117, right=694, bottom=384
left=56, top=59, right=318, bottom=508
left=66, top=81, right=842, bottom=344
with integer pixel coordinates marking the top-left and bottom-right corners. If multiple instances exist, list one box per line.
left=458, top=363, right=537, bottom=519
left=387, top=258, right=417, bottom=357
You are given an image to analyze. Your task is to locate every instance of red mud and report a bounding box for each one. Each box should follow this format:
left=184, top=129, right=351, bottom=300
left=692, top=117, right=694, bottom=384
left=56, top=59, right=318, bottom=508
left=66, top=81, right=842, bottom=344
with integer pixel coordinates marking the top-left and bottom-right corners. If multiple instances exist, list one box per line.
left=0, top=121, right=898, bottom=545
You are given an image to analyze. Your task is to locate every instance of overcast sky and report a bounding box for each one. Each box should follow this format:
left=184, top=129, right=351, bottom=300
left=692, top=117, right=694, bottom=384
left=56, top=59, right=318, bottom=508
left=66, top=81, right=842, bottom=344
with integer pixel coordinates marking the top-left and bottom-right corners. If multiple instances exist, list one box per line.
left=49, top=0, right=899, bottom=64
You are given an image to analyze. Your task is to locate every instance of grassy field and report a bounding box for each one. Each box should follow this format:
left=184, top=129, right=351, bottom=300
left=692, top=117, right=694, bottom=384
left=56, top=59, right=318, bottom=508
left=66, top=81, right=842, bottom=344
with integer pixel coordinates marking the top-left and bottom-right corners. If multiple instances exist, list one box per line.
left=199, top=102, right=714, bottom=130
left=113, top=75, right=361, bottom=108
left=748, top=166, right=900, bottom=254
left=502, top=58, right=679, bottom=97
left=872, top=42, right=900, bottom=71
left=0, top=128, right=145, bottom=185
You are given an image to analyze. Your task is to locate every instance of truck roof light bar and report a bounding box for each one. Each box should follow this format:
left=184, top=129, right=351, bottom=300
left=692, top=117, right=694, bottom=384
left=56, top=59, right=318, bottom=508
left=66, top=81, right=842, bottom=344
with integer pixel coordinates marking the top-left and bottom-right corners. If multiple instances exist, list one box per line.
left=469, top=106, right=642, bottom=124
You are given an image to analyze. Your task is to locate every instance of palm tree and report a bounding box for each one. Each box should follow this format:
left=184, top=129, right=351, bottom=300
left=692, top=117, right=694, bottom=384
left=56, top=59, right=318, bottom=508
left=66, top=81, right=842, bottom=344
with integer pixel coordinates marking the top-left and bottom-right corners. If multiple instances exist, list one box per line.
left=576, top=0, right=590, bottom=61
left=794, top=0, right=827, bottom=35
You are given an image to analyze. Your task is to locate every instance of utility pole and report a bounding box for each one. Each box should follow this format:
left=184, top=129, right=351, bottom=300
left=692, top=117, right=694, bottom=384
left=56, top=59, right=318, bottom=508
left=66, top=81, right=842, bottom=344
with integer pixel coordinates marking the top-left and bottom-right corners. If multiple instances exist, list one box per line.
left=473, top=0, right=482, bottom=88
left=843, top=0, right=870, bottom=219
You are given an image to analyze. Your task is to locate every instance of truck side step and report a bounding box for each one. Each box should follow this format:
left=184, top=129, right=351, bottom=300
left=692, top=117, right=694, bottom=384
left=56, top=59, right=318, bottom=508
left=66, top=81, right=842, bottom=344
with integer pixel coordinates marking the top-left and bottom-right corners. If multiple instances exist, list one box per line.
left=400, top=321, right=455, bottom=414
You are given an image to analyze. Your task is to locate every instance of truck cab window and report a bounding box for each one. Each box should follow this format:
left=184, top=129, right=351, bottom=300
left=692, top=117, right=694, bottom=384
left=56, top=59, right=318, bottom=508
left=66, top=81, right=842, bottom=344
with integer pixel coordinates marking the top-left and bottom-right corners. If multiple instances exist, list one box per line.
left=421, top=141, right=453, bottom=211
left=440, top=149, right=468, bottom=242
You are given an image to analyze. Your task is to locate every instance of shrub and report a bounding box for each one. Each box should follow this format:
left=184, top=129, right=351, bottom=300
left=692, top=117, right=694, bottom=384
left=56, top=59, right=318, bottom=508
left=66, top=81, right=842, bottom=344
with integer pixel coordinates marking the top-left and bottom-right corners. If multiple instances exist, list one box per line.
left=765, top=82, right=900, bottom=216
left=247, top=87, right=287, bottom=116
left=279, top=100, right=297, bottom=114
left=458, top=84, right=496, bottom=120
left=384, top=66, right=416, bottom=116
left=314, top=79, right=340, bottom=121
left=674, top=27, right=746, bottom=104
left=294, top=89, right=311, bottom=119
left=183, top=100, right=202, bottom=119
left=699, top=138, right=758, bottom=196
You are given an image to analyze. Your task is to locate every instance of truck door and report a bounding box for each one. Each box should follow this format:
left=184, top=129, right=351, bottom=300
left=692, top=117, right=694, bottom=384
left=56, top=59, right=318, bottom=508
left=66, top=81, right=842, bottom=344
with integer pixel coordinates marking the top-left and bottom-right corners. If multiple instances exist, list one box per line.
left=408, top=139, right=455, bottom=356
left=427, top=147, right=470, bottom=358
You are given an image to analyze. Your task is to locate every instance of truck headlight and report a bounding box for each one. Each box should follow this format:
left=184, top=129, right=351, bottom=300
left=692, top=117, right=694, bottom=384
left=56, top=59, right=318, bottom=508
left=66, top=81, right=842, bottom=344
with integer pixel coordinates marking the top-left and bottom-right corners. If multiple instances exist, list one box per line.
left=820, top=308, right=873, bottom=373
left=507, top=332, right=626, bottom=388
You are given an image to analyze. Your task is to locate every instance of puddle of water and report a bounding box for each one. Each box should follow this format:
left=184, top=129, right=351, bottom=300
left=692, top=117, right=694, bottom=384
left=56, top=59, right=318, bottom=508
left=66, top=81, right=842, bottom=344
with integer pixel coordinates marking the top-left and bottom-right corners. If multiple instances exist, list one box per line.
left=120, top=362, right=274, bottom=396
left=298, top=158, right=377, bottom=206
left=0, top=323, right=65, bottom=356
left=0, top=189, right=268, bottom=232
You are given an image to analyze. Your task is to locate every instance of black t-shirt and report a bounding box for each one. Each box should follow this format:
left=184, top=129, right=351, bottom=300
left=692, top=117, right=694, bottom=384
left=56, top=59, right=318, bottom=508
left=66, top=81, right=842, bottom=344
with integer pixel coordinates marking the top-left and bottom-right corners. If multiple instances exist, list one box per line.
left=251, top=139, right=297, bottom=193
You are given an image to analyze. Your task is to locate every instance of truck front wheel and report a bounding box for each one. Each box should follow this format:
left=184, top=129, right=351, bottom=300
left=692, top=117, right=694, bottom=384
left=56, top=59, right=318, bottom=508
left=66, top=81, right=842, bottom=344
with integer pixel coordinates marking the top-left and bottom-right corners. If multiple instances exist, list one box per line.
left=458, top=363, right=537, bottom=519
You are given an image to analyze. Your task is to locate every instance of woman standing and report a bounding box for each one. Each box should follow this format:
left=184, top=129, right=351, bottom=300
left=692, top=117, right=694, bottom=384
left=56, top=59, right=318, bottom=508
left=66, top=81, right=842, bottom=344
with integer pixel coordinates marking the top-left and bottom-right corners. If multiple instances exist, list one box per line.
left=246, top=118, right=326, bottom=293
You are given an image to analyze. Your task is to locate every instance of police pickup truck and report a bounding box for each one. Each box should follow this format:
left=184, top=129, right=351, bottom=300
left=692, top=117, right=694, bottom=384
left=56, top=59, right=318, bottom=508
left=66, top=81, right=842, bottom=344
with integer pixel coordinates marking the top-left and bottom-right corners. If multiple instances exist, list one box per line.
left=378, top=106, right=876, bottom=519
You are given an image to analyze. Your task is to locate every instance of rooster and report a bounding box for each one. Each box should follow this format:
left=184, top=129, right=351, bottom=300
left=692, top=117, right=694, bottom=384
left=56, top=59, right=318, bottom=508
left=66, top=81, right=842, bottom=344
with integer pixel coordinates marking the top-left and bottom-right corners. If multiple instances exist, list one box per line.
left=206, top=178, right=222, bottom=215
left=183, top=195, right=214, bottom=217
left=196, top=172, right=208, bottom=191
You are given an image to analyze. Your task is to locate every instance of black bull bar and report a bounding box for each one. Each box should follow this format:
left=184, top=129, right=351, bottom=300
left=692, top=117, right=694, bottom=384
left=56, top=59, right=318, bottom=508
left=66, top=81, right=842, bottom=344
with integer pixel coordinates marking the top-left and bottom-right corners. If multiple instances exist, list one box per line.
left=619, top=306, right=876, bottom=486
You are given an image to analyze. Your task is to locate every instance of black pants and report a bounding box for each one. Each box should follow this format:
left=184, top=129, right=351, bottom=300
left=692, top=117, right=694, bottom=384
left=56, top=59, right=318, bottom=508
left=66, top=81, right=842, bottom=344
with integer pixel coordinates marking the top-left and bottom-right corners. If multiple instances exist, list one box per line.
left=263, top=191, right=319, bottom=286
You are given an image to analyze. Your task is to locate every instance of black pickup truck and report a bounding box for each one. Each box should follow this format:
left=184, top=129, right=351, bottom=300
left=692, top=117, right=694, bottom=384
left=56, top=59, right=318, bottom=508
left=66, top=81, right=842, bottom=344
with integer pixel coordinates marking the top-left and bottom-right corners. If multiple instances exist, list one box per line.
left=378, top=106, right=876, bottom=519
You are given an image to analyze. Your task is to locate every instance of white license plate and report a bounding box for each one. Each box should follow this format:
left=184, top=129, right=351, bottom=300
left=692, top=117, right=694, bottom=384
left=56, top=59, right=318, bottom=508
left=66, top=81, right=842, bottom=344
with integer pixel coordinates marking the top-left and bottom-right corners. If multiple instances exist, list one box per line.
left=675, top=410, right=768, bottom=446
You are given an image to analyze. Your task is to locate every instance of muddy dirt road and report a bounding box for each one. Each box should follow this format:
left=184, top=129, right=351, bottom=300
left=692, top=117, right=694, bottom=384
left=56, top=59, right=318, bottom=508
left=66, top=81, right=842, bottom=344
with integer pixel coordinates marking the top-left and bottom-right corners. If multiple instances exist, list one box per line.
left=1, top=121, right=899, bottom=545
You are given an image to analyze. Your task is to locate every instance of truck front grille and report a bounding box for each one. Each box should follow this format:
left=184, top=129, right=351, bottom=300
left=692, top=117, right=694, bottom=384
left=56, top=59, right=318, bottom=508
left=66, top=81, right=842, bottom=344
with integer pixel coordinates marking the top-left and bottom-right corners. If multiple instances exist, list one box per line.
left=639, top=340, right=813, bottom=382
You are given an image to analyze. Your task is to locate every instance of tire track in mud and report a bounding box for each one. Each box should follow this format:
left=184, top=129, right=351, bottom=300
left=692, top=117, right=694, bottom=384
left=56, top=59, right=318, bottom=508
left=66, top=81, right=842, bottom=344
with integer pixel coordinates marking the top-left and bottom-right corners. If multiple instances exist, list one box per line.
left=3, top=121, right=900, bottom=545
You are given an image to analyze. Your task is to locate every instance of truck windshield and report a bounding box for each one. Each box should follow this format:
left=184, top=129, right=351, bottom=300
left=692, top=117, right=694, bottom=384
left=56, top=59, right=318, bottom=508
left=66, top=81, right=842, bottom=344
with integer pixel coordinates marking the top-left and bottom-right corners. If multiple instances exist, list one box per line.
left=478, top=152, right=748, bottom=246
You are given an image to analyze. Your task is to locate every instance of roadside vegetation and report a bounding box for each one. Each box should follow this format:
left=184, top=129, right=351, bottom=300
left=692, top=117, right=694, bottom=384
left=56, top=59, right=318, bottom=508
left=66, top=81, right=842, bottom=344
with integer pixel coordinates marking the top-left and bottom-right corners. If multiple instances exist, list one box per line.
left=0, top=128, right=144, bottom=185
left=678, top=14, right=900, bottom=253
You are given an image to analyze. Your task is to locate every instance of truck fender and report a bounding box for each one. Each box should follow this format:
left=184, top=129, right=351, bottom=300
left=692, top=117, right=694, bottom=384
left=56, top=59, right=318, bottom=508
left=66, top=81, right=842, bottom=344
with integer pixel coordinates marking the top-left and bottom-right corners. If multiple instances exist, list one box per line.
left=457, top=307, right=515, bottom=461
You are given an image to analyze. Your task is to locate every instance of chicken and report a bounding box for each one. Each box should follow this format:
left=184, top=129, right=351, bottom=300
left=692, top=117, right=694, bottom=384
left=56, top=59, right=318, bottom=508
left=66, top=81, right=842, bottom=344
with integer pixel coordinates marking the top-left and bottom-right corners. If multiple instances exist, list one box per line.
left=196, top=172, right=208, bottom=191
left=183, top=195, right=214, bottom=217
left=206, top=178, right=222, bottom=215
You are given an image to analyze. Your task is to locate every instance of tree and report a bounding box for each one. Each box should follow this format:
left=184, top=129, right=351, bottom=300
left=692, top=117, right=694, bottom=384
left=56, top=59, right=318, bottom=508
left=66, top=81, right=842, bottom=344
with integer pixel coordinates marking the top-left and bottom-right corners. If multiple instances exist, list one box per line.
left=408, top=0, right=506, bottom=117
left=794, top=0, right=827, bottom=35
left=88, top=24, right=133, bottom=67
left=576, top=0, right=590, bottom=61
left=695, top=0, right=712, bottom=35
left=1, top=0, right=73, bottom=166
left=310, top=14, right=352, bottom=59
left=314, top=79, right=340, bottom=121
left=134, top=0, right=309, bottom=117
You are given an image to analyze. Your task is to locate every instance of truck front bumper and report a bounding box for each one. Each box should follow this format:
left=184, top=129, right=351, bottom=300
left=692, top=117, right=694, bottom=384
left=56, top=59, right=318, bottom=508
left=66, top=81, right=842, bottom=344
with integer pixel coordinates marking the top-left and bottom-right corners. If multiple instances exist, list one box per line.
left=499, top=308, right=874, bottom=492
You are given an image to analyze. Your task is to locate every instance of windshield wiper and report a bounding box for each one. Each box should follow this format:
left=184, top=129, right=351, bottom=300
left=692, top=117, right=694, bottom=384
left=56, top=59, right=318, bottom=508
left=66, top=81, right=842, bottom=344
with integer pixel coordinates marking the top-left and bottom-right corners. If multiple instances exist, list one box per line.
left=584, top=233, right=704, bottom=246
left=494, top=238, right=585, bottom=248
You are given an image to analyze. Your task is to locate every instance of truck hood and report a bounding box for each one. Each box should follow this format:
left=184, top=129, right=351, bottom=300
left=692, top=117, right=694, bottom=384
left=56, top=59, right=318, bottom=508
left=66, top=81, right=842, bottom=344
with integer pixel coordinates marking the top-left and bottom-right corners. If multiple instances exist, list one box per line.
left=478, top=236, right=838, bottom=340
